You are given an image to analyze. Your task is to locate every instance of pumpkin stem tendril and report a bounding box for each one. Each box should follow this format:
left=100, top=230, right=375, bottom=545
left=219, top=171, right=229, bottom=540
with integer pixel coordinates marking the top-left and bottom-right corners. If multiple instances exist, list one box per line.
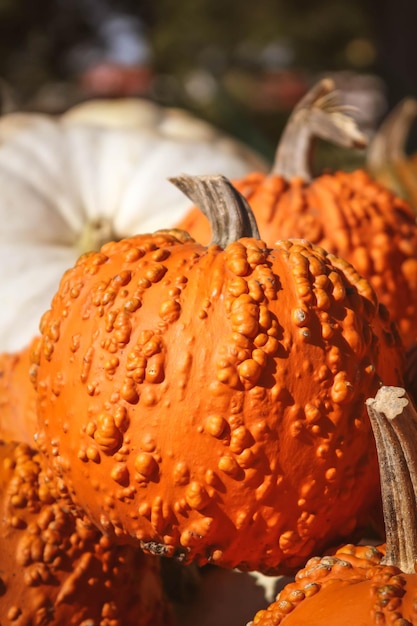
left=272, top=77, right=367, bottom=181
left=367, top=97, right=417, bottom=167
left=169, top=174, right=260, bottom=248
left=366, top=386, right=417, bottom=574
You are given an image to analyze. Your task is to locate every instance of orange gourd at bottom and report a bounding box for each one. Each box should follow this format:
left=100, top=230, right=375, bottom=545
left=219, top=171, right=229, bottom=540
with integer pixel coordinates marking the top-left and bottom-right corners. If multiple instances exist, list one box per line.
left=249, top=386, right=417, bottom=625
left=0, top=439, right=174, bottom=625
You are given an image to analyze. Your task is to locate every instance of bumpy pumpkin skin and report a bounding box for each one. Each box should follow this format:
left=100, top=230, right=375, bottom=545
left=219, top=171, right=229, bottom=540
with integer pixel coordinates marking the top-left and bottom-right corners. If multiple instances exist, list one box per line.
left=0, top=338, right=39, bottom=444
left=32, top=228, right=404, bottom=574
left=177, top=170, right=417, bottom=349
left=250, top=544, right=417, bottom=625
left=0, top=441, right=174, bottom=626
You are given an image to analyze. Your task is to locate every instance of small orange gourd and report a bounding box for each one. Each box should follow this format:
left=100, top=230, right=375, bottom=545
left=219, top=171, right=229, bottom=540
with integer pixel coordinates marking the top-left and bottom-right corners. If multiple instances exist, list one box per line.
left=249, top=386, right=417, bottom=625
left=0, top=440, right=174, bottom=625
left=32, top=174, right=404, bottom=574
left=177, top=80, right=417, bottom=349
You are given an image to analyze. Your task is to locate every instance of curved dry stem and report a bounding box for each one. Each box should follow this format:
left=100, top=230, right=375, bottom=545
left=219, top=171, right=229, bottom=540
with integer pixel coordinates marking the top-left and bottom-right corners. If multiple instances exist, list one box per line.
left=367, top=98, right=417, bottom=170
left=169, top=174, right=260, bottom=248
left=273, top=78, right=367, bottom=181
left=366, top=386, right=417, bottom=573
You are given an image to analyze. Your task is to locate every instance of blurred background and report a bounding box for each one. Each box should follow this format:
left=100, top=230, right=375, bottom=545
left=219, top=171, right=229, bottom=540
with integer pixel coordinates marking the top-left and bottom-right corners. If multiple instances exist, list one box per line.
left=0, top=0, right=415, bottom=162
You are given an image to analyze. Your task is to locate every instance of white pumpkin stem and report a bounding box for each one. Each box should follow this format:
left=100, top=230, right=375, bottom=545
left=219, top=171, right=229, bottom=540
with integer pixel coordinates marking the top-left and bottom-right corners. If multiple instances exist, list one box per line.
left=77, top=217, right=117, bottom=254
left=366, top=386, right=417, bottom=574
left=272, top=78, right=367, bottom=181
left=169, top=174, right=260, bottom=248
left=367, top=98, right=417, bottom=169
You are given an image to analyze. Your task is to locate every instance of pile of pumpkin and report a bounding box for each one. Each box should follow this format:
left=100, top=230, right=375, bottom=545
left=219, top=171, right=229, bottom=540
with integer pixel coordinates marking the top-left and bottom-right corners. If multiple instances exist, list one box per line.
left=2, top=77, right=417, bottom=624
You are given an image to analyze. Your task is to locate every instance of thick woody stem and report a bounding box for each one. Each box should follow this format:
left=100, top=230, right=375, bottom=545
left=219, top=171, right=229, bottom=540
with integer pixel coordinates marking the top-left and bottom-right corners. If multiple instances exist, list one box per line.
left=272, top=78, right=367, bottom=181
left=367, top=98, right=417, bottom=169
left=366, top=386, right=417, bottom=574
left=169, top=174, right=260, bottom=248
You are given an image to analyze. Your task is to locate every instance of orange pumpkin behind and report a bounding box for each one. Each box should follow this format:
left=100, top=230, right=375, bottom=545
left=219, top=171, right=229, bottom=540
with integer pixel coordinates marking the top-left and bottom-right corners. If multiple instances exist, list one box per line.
left=177, top=80, right=417, bottom=349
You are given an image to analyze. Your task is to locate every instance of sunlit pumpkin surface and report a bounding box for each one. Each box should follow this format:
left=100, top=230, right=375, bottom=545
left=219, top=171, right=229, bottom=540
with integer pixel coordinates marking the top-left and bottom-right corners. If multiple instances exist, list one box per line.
left=32, top=201, right=404, bottom=574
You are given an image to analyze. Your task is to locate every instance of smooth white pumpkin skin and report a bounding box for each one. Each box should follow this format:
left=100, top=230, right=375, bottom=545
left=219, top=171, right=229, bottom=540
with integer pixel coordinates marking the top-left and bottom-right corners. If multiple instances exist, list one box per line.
left=0, top=98, right=268, bottom=352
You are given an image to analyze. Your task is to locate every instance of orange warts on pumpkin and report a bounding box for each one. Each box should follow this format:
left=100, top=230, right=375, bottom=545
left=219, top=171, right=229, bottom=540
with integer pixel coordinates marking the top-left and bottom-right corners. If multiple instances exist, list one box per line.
left=173, top=460, right=190, bottom=486
left=135, top=452, right=159, bottom=483
left=33, top=173, right=404, bottom=573
left=93, top=412, right=123, bottom=453
left=205, top=414, right=227, bottom=438
left=110, top=462, right=129, bottom=485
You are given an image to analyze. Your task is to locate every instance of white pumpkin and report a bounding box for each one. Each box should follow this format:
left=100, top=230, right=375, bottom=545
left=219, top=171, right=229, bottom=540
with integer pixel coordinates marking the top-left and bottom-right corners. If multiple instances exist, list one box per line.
left=0, top=98, right=268, bottom=352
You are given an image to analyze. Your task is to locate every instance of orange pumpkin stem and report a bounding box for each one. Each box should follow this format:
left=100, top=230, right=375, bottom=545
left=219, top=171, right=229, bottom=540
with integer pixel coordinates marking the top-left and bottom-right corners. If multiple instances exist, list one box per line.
left=366, top=386, right=417, bottom=574
left=169, top=173, right=260, bottom=247
left=367, top=97, right=417, bottom=168
left=272, top=78, right=367, bottom=181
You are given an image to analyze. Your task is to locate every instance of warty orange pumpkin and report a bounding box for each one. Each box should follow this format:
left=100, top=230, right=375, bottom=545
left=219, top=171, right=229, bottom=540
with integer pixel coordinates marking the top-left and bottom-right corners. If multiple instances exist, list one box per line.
left=176, top=79, right=417, bottom=349
left=0, top=439, right=174, bottom=626
left=32, top=174, right=404, bottom=574
left=248, top=386, right=417, bottom=625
